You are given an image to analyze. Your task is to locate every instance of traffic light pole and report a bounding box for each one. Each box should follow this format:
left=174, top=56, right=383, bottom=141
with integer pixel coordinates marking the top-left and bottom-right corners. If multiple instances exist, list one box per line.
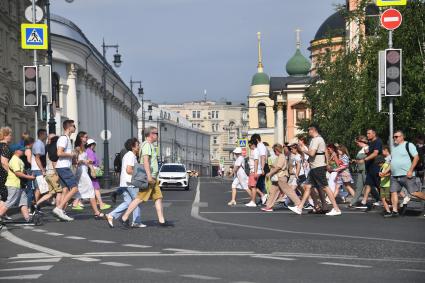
left=31, top=0, right=38, bottom=135
left=388, top=30, right=394, bottom=148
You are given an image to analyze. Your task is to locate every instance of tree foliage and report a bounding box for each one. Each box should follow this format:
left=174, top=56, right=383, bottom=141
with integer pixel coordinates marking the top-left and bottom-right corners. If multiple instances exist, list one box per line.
left=302, top=0, right=425, bottom=151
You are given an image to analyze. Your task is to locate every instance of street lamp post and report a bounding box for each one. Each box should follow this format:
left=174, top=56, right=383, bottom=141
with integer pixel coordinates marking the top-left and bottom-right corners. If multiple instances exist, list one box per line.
left=129, top=78, right=143, bottom=138
left=101, top=38, right=122, bottom=189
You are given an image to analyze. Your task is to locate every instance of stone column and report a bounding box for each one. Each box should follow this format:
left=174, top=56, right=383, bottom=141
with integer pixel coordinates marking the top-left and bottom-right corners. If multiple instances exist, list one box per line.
left=276, top=101, right=285, bottom=145
left=66, top=64, right=79, bottom=138
left=56, top=84, right=69, bottom=135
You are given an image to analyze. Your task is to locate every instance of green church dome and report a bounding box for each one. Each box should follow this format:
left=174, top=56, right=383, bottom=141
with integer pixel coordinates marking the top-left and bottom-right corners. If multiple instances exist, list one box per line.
left=251, top=72, right=269, bottom=86
left=285, top=49, right=311, bottom=76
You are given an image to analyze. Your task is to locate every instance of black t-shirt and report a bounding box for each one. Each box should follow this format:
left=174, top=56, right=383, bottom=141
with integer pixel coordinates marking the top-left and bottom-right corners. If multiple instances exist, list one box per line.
left=0, top=142, right=12, bottom=187
left=366, top=138, right=383, bottom=171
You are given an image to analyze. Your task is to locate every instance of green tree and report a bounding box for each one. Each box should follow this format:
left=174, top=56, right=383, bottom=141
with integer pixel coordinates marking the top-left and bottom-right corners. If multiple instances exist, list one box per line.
left=302, top=0, right=425, bottom=151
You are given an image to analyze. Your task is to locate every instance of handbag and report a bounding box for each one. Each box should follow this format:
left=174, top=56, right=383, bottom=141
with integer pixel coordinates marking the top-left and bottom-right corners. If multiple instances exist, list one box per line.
left=129, top=163, right=149, bottom=191
left=36, top=175, right=49, bottom=194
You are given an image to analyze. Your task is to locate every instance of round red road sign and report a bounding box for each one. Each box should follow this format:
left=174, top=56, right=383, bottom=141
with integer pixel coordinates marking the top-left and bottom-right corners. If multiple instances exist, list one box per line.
left=380, top=8, right=402, bottom=30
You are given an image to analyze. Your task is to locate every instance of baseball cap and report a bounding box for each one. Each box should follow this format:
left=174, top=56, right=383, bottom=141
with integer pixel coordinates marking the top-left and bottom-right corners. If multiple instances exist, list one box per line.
left=9, top=144, right=25, bottom=152
left=87, top=139, right=96, bottom=146
left=233, top=147, right=242, bottom=154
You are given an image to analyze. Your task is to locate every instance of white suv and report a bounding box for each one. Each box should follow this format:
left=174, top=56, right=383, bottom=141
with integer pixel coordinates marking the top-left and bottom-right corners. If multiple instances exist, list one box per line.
left=158, top=163, right=190, bottom=190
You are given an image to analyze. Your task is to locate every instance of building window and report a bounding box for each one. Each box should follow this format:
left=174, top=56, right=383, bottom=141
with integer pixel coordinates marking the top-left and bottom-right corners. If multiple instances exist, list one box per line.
left=192, top=111, right=196, bottom=118
left=296, top=109, right=306, bottom=121
left=215, top=111, right=219, bottom=119
left=197, top=111, right=201, bottom=118
left=213, top=136, right=218, bottom=144
left=258, top=103, right=267, bottom=128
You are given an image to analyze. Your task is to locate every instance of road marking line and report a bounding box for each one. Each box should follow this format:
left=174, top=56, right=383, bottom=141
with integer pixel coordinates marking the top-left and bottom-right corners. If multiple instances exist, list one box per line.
left=16, top=253, right=51, bottom=258
left=1, top=229, right=72, bottom=257
left=319, top=262, right=371, bottom=268
left=251, top=255, right=295, bottom=261
left=83, top=252, right=161, bottom=256
left=46, top=232, right=64, bottom=236
left=89, top=240, right=116, bottom=244
left=100, top=262, right=132, bottom=267
left=137, top=268, right=170, bottom=273
left=200, top=211, right=373, bottom=214
left=65, top=236, right=86, bottom=240
left=0, top=265, right=53, bottom=271
left=0, top=274, right=43, bottom=280
left=21, top=226, right=34, bottom=230
left=32, top=229, right=47, bottom=233
left=399, top=269, right=425, bottom=273
left=73, top=257, right=100, bottom=262
left=191, top=180, right=425, bottom=246
left=163, top=248, right=200, bottom=253
left=9, top=258, right=61, bottom=263
left=122, top=244, right=151, bottom=248
left=181, top=274, right=220, bottom=280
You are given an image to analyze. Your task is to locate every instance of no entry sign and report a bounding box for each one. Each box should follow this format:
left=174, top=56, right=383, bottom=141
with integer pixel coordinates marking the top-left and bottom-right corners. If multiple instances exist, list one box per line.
left=381, top=8, right=402, bottom=30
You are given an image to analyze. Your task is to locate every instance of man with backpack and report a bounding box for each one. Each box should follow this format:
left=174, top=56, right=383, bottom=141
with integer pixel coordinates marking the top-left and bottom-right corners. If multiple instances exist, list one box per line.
left=51, top=120, right=78, bottom=221
left=389, top=130, right=425, bottom=217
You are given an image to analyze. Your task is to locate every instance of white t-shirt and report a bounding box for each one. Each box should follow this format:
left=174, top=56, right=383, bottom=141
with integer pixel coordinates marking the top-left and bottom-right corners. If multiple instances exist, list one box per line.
left=55, top=135, right=73, bottom=169
left=291, top=153, right=305, bottom=176
left=249, top=148, right=262, bottom=174
left=31, top=139, right=45, bottom=170
left=120, top=151, right=137, bottom=187
left=234, top=155, right=247, bottom=178
left=309, top=136, right=327, bottom=169
left=256, top=142, right=267, bottom=173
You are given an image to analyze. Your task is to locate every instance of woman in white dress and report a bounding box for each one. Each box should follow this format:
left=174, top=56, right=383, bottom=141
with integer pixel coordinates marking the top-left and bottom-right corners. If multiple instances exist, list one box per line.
left=74, top=132, right=104, bottom=219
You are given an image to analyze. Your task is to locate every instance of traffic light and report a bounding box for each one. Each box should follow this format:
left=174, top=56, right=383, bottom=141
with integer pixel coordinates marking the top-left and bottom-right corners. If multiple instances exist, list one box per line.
left=23, top=65, right=39, bottom=106
left=384, top=49, right=402, bottom=97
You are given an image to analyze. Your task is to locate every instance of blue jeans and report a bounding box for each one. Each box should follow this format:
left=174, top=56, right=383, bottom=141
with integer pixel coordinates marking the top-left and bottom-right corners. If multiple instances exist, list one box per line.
left=109, top=187, right=141, bottom=224
left=25, top=170, right=43, bottom=207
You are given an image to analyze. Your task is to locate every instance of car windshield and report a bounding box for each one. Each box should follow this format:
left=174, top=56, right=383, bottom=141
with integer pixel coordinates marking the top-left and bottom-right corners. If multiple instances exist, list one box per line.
left=160, top=165, right=186, bottom=172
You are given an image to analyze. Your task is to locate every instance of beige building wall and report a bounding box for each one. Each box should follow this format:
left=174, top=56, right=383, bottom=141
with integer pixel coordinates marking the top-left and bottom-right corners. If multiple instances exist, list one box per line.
left=159, top=101, right=248, bottom=175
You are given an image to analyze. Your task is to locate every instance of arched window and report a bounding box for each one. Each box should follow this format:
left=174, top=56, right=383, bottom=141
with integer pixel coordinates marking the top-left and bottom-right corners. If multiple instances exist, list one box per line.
left=258, top=103, right=267, bottom=128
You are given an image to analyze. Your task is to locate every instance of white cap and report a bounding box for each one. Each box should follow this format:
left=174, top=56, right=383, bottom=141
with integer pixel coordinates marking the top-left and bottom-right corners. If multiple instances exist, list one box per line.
left=87, top=139, right=96, bottom=146
left=288, top=138, right=299, bottom=147
left=233, top=147, right=242, bottom=154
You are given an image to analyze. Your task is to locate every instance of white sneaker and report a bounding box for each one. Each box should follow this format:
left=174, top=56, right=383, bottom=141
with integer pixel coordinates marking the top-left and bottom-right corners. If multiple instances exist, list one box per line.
left=245, top=201, right=257, bottom=207
left=325, top=208, right=342, bottom=216
left=373, top=201, right=381, bottom=206
left=131, top=222, right=147, bottom=228
left=401, top=196, right=411, bottom=207
left=261, top=194, right=268, bottom=205
left=288, top=206, right=302, bottom=215
left=53, top=207, right=74, bottom=221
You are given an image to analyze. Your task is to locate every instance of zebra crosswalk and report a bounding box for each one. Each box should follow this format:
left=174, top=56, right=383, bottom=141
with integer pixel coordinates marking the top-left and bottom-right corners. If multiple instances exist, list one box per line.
left=0, top=257, right=60, bottom=281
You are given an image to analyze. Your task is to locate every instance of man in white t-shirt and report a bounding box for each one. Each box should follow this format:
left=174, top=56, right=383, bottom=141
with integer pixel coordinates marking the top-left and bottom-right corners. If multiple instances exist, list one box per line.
left=228, top=147, right=250, bottom=206
left=245, top=140, right=267, bottom=207
left=289, top=125, right=341, bottom=216
left=250, top=134, right=268, bottom=205
left=31, top=129, right=47, bottom=201
left=52, top=120, right=78, bottom=221
left=106, top=138, right=145, bottom=228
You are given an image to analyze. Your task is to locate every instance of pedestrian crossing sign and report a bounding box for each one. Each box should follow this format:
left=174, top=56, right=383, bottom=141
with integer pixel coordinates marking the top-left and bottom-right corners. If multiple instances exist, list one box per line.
left=238, top=139, right=248, bottom=148
left=21, top=24, right=48, bottom=50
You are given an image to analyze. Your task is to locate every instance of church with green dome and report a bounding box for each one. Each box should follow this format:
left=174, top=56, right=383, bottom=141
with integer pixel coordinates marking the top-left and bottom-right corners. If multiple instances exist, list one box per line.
left=248, top=30, right=313, bottom=145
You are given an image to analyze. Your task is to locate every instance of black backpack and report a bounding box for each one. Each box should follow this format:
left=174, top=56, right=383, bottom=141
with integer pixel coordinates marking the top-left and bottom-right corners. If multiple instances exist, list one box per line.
left=113, top=153, right=122, bottom=173
left=47, top=136, right=60, bottom=162
left=406, top=142, right=425, bottom=172
left=244, top=158, right=250, bottom=175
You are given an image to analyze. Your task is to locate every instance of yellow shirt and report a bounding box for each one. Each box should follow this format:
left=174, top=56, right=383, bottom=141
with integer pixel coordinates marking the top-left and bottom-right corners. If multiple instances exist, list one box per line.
left=380, top=162, right=391, bottom=188
left=5, top=155, right=24, bottom=188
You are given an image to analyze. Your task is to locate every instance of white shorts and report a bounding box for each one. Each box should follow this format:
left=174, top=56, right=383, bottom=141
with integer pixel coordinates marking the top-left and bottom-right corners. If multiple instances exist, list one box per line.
left=232, top=176, right=248, bottom=190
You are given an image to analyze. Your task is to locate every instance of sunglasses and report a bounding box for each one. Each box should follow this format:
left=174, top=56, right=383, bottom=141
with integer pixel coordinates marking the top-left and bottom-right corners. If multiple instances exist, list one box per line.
left=152, top=132, right=158, bottom=135
left=393, top=135, right=401, bottom=138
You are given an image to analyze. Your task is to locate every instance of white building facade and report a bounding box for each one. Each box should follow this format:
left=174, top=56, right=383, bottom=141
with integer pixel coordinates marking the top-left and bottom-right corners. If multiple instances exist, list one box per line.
left=50, top=14, right=140, bottom=168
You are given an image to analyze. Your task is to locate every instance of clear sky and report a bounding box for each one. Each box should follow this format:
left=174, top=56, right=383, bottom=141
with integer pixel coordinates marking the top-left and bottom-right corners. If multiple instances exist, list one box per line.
left=51, top=0, right=344, bottom=104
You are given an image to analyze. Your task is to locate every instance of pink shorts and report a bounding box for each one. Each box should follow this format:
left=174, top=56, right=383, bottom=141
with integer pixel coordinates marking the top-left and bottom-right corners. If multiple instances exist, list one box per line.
left=248, top=174, right=258, bottom=187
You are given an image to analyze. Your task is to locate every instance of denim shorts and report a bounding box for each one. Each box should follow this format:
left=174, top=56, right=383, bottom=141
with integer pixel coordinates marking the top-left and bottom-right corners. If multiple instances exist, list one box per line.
left=390, top=176, right=420, bottom=194
left=56, top=167, right=78, bottom=189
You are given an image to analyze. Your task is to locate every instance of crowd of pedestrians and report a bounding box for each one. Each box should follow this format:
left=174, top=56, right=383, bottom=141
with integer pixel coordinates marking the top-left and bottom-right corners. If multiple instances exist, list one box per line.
left=228, top=126, right=425, bottom=217
left=0, top=123, right=172, bottom=229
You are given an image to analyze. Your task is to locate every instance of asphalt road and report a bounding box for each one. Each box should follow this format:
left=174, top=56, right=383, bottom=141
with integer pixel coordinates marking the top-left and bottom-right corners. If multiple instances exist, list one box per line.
left=1, top=177, right=424, bottom=283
